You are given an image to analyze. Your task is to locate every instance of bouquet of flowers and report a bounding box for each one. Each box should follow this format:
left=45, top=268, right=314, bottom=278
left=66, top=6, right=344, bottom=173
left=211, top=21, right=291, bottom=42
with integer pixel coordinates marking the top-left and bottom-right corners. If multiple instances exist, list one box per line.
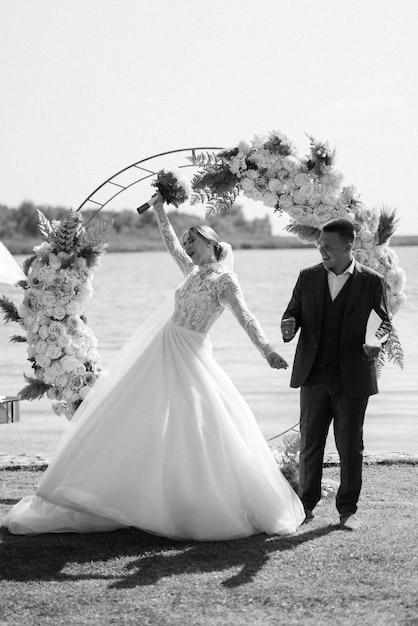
left=0, top=210, right=111, bottom=420
left=137, top=168, right=192, bottom=214
left=191, top=129, right=406, bottom=369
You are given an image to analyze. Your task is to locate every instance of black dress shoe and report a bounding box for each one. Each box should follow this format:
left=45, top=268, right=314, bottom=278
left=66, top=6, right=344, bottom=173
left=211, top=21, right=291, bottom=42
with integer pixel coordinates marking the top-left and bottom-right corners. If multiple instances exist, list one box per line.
left=303, top=509, right=314, bottom=523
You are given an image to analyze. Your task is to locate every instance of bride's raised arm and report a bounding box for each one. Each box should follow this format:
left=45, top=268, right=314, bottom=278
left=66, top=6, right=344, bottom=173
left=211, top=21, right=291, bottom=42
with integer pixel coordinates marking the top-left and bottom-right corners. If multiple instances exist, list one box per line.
left=152, top=200, right=194, bottom=276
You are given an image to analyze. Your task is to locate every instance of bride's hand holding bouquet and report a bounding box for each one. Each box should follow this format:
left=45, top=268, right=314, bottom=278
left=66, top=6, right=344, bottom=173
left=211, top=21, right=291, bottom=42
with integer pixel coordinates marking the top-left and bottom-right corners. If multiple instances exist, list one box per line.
left=137, top=168, right=192, bottom=214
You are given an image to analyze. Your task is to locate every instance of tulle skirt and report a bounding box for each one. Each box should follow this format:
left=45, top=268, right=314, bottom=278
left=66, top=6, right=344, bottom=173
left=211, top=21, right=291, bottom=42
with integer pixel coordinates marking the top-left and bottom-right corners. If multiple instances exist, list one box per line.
left=3, top=315, right=304, bottom=540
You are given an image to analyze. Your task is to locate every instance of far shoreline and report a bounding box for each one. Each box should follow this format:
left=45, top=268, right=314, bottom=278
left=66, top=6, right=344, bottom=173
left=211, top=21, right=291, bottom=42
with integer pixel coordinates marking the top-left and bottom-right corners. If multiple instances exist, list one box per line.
left=4, top=234, right=418, bottom=256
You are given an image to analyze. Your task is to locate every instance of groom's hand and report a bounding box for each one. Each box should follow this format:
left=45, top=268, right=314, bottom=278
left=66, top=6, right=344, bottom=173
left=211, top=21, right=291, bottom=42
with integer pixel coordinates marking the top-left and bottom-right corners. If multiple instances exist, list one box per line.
left=281, top=317, right=296, bottom=342
left=363, top=344, right=381, bottom=358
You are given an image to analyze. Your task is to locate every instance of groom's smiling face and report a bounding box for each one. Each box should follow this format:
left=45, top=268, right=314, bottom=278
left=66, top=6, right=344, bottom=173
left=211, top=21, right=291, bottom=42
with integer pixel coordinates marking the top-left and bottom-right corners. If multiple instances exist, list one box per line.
left=317, top=231, right=352, bottom=275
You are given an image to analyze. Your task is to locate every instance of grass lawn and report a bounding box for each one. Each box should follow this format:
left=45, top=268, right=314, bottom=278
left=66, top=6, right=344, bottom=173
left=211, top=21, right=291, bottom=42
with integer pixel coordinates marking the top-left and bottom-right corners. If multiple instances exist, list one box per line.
left=1, top=465, right=418, bottom=626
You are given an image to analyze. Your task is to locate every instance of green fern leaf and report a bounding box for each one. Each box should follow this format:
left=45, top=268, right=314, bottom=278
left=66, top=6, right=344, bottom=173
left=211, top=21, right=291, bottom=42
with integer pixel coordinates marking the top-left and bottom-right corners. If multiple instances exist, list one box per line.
left=37, top=209, right=54, bottom=240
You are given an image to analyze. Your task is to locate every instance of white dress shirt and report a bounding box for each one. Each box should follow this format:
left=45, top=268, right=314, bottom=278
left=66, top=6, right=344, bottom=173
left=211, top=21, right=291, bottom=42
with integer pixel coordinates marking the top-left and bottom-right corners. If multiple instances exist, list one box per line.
left=327, top=258, right=355, bottom=301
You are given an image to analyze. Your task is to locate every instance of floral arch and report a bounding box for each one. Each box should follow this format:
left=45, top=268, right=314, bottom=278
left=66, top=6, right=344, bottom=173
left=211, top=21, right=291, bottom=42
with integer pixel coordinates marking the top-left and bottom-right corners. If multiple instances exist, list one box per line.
left=0, top=133, right=405, bottom=420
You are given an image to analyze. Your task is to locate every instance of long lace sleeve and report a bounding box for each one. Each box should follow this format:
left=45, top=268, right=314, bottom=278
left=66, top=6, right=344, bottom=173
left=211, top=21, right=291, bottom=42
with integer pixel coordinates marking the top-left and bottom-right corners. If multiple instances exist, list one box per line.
left=153, top=203, right=194, bottom=276
left=218, top=273, right=274, bottom=358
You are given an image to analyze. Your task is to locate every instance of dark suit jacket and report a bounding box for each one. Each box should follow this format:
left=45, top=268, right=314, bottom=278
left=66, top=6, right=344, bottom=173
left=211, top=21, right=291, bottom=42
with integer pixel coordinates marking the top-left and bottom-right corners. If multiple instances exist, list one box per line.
left=282, top=261, right=391, bottom=398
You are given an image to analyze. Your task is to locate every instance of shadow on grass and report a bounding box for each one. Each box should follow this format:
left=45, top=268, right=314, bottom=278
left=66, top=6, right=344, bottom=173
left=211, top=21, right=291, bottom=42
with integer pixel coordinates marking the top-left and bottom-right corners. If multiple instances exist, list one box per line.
left=0, top=523, right=339, bottom=589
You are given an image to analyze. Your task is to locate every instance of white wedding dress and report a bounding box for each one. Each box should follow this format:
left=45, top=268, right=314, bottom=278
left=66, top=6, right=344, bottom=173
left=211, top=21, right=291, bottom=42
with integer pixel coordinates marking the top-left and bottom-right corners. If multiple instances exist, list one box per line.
left=3, top=205, right=304, bottom=540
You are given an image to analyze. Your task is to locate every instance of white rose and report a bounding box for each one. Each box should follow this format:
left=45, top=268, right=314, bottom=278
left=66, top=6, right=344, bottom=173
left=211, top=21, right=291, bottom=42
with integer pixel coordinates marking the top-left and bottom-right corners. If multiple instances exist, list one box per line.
left=359, top=230, right=375, bottom=248
left=314, top=206, right=332, bottom=225
left=294, top=173, right=309, bottom=187
left=35, top=353, right=51, bottom=368
left=241, top=177, right=255, bottom=191
left=75, top=344, right=88, bottom=359
left=47, top=387, right=64, bottom=401
left=386, top=268, right=407, bottom=295
left=245, top=169, right=259, bottom=180
left=293, top=191, right=306, bottom=205
left=52, top=305, right=66, bottom=320
left=322, top=192, right=337, bottom=207
left=48, top=254, right=61, bottom=270
left=84, top=372, right=98, bottom=386
left=43, top=367, right=56, bottom=385
left=66, top=300, right=83, bottom=316
left=354, top=249, right=369, bottom=264
left=35, top=340, right=47, bottom=354
left=33, top=241, right=51, bottom=256
left=49, top=320, right=66, bottom=337
left=38, top=325, right=49, bottom=340
left=42, top=293, right=56, bottom=307
left=281, top=155, right=299, bottom=172
left=70, top=374, right=84, bottom=390
left=288, top=205, right=309, bottom=223
left=26, top=332, right=36, bottom=344
left=63, top=387, right=74, bottom=400
left=237, top=140, right=251, bottom=153
left=61, top=355, right=79, bottom=372
left=299, top=182, right=315, bottom=198
left=46, top=344, right=63, bottom=359
left=67, top=315, right=82, bottom=333
left=57, top=334, right=72, bottom=348
left=52, top=400, right=65, bottom=416
left=79, top=385, right=91, bottom=400
left=262, top=192, right=278, bottom=208
left=51, top=360, right=64, bottom=376
left=55, top=373, right=70, bottom=388
left=268, top=178, right=283, bottom=193
left=279, top=195, right=295, bottom=211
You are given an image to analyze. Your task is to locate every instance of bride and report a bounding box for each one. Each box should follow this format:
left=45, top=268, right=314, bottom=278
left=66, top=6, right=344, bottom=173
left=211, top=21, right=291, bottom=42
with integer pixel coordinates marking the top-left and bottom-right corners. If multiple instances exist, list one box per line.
left=3, top=194, right=304, bottom=540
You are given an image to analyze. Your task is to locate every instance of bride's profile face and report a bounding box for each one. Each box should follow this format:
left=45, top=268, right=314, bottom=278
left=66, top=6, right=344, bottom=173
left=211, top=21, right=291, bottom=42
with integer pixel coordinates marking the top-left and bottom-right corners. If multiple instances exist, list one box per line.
left=182, top=231, right=212, bottom=265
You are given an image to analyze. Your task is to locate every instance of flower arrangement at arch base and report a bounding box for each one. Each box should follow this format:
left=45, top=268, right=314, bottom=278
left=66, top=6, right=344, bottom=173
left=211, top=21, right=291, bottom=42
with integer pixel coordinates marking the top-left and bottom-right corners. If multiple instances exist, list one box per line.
left=191, top=130, right=406, bottom=370
left=0, top=211, right=111, bottom=420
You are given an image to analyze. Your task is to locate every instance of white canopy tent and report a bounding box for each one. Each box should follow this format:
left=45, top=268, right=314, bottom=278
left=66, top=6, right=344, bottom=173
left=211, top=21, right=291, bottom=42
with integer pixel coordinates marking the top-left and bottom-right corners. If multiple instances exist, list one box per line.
left=0, top=241, right=25, bottom=286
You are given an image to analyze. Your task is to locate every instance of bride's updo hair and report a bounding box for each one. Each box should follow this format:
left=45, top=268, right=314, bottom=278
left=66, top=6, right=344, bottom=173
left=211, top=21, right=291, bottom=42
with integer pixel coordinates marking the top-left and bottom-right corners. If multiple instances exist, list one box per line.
left=184, top=225, right=223, bottom=261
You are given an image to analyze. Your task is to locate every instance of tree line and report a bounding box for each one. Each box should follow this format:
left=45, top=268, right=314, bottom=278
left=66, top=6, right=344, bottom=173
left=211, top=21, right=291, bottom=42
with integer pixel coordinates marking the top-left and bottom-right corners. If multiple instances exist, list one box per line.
left=1, top=201, right=305, bottom=254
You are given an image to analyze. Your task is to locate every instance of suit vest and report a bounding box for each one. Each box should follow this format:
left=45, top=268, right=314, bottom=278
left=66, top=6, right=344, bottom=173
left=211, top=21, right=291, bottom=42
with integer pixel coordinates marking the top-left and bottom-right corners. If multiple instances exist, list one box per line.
left=311, top=276, right=352, bottom=374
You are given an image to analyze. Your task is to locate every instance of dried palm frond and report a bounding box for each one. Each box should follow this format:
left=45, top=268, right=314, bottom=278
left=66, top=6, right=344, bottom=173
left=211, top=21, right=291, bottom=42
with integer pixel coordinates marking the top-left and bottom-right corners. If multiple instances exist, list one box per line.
left=377, top=205, right=399, bottom=245
left=79, top=221, right=112, bottom=267
left=19, top=375, right=51, bottom=401
left=284, top=223, right=320, bottom=244
left=16, top=279, right=28, bottom=290
left=0, top=295, right=20, bottom=323
left=23, top=254, right=37, bottom=275
left=10, top=334, right=27, bottom=343
left=53, top=210, right=84, bottom=253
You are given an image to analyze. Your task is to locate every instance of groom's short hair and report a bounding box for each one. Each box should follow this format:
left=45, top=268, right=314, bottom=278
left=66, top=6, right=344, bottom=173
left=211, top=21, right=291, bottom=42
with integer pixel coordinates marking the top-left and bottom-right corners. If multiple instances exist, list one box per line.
left=322, top=219, right=355, bottom=243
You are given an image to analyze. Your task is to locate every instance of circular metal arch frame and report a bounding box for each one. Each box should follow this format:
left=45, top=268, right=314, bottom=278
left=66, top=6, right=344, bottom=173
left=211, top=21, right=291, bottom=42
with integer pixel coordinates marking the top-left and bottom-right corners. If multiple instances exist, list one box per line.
left=75, top=147, right=224, bottom=222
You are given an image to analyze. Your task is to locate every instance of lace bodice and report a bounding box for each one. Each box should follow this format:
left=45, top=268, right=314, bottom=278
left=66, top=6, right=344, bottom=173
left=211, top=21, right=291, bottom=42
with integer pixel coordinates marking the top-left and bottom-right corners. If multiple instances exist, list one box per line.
left=153, top=204, right=274, bottom=357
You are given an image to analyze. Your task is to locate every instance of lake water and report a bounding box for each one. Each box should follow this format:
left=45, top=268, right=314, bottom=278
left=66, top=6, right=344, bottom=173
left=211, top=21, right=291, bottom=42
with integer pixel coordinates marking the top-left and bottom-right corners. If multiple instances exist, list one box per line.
left=1, top=246, right=417, bottom=455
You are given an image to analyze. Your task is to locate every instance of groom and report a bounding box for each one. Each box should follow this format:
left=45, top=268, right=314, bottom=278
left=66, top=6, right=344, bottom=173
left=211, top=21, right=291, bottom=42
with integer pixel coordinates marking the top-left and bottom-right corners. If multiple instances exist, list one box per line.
left=281, top=218, right=391, bottom=530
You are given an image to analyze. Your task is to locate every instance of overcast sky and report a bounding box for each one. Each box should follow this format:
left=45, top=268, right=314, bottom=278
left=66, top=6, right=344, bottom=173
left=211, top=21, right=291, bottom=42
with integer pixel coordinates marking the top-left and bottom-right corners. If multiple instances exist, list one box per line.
left=1, top=0, right=417, bottom=234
